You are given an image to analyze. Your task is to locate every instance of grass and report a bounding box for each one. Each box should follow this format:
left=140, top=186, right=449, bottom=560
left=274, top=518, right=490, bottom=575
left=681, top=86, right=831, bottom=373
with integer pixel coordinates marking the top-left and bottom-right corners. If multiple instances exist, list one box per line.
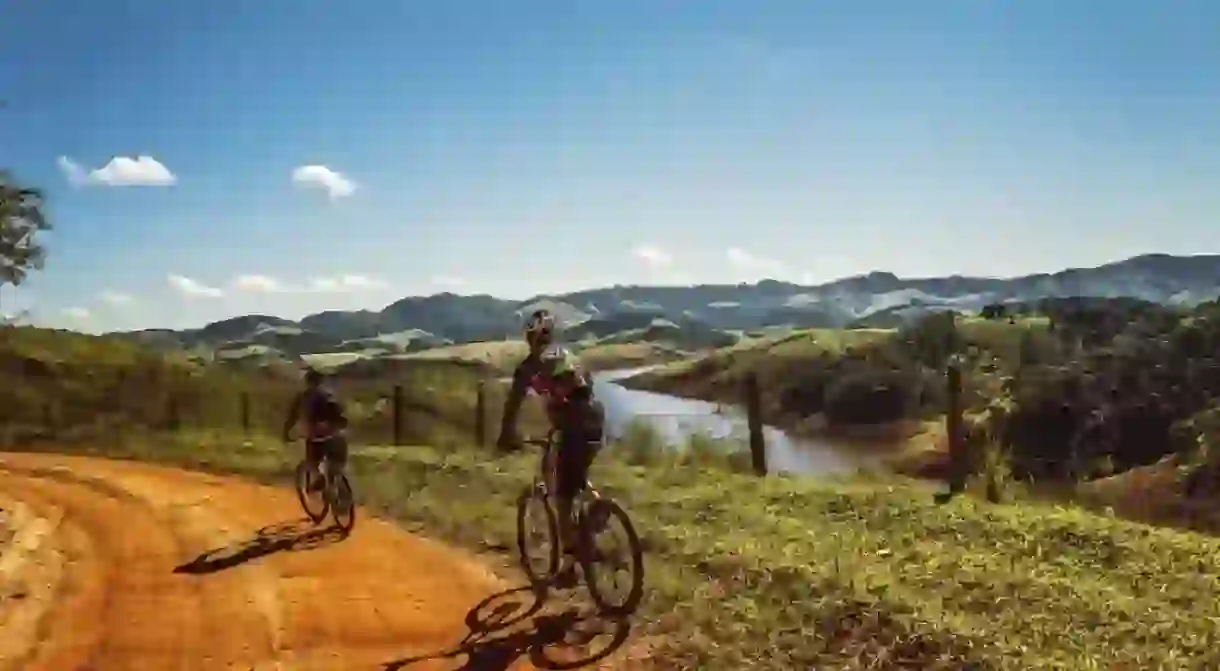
left=0, top=326, right=550, bottom=450
left=397, top=338, right=688, bottom=375
left=398, top=340, right=531, bottom=374
left=10, top=324, right=1220, bottom=668
left=572, top=342, right=687, bottom=372
left=23, top=429, right=1220, bottom=670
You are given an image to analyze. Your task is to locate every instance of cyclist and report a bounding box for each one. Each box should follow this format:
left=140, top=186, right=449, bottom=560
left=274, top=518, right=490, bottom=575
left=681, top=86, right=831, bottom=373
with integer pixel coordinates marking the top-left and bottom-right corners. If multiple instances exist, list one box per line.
left=282, top=367, right=350, bottom=493
left=497, top=309, right=605, bottom=579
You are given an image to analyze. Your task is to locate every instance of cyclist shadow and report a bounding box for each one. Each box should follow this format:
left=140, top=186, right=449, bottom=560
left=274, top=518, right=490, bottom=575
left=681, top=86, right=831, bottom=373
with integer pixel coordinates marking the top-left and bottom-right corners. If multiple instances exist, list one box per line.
left=381, top=585, right=631, bottom=671
left=172, top=518, right=347, bottom=575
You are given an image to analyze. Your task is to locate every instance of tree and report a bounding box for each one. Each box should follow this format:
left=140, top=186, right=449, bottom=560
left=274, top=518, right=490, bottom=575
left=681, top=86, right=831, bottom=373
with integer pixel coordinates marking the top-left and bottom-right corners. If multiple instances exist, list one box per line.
left=981, top=303, right=1007, bottom=320
left=0, top=170, right=51, bottom=323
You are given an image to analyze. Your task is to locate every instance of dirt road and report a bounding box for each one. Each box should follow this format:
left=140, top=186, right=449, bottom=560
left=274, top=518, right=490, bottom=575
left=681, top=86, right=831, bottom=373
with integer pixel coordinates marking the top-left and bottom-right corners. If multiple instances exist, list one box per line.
left=0, top=453, right=630, bottom=671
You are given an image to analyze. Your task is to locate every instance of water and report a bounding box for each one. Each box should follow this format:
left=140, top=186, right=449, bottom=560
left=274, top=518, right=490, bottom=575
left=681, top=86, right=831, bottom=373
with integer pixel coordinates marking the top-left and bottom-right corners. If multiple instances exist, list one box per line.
left=592, top=367, right=862, bottom=477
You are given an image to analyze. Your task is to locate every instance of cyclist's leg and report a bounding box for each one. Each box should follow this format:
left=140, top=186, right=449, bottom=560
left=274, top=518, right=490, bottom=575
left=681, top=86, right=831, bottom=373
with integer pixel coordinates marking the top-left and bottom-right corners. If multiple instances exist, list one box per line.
left=305, top=438, right=326, bottom=491
left=324, top=433, right=350, bottom=484
left=555, top=397, right=605, bottom=555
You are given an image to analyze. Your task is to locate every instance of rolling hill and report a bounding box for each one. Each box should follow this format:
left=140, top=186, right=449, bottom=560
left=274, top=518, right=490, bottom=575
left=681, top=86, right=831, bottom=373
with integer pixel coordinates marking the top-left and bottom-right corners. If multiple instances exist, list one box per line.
left=107, top=253, right=1220, bottom=360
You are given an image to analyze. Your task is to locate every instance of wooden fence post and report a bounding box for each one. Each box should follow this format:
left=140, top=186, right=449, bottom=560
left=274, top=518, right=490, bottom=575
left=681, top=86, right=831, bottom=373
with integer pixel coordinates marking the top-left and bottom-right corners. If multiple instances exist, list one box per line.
left=392, top=384, right=404, bottom=446
left=240, top=392, right=251, bottom=434
left=475, top=380, right=487, bottom=448
left=744, top=373, right=767, bottom=476
left=946, top=361, right=966, bottom=496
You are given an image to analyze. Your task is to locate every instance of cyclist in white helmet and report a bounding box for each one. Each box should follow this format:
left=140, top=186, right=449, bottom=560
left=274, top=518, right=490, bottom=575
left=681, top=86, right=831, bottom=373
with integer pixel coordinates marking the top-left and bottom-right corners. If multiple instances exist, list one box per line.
left=497, top=308, right=605, bottom=581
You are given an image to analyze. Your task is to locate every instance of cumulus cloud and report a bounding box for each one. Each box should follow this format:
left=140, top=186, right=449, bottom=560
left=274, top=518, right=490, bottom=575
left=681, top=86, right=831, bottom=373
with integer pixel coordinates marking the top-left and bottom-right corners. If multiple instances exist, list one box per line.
left=727, top=247, right=787, bottom=276
left=62, top=307, right=90, bottom=319
left=98, top=290, right=134, bottom=306
left=232, top=274, right=283, bottom=293
left=632, top=244, right=673, bottom=268
left=307, top=275, right=388, bottom=292
left=58, top=155, right=176, bottom=187
left=167, top=274, right=224, bottom=298
left=291, top=165, right=356, bottom=199
left=339, top=274, right=387, bottom=289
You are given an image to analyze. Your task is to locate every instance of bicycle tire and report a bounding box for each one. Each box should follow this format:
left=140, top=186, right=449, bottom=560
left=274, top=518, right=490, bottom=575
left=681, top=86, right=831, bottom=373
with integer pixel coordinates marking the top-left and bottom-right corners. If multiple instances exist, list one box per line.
left=330, top=473, right=356, bottom=535
left=578, top=498, right=645, bottom=616
left=516, top=486, right=560, bottom=584
left=295, top=461, right=329, bottom=524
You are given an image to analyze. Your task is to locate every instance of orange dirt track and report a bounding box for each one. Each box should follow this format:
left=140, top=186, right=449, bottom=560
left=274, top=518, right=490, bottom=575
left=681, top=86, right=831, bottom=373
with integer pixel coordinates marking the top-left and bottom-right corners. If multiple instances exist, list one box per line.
left=0, top=453, right=634, bottom=671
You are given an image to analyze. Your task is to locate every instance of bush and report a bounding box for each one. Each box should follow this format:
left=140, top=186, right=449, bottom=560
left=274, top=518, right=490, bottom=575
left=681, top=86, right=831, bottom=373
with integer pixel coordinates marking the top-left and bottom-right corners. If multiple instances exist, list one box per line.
left=823, top=367, right=920, bottom=425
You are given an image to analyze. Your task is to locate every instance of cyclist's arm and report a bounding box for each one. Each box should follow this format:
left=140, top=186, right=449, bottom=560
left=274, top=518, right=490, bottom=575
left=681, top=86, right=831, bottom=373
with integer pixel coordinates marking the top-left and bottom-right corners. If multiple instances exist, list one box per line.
left=497, top=360, right=532, bottom=446
left=281, top=391, right=303, bottom=441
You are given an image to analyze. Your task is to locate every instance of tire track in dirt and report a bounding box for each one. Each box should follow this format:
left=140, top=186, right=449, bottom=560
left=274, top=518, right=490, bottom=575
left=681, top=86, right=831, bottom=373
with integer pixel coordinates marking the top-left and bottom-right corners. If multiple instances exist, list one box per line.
left=0, top=452, right=554, bottom=671
left=0, top=487, right=69, bottom=669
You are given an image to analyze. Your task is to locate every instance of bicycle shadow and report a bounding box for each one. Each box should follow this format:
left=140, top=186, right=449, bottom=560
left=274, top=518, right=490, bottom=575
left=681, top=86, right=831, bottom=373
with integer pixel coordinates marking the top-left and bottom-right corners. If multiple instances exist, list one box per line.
left=381, top=585, right=631, bottom=671
left=172, top=518, right=347, bottom=575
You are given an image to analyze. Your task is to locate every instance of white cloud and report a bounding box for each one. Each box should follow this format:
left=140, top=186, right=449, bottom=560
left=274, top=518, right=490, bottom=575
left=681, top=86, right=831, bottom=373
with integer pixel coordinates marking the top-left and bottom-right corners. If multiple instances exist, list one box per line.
left=57, top=157, right=88, bottom=185
left=291, top=165, right=356, bottom=199
left=62, top=307, right=90, bottom=319
left=307, top=277, right=339, bottom=292
left=339, top=274, right=387, bottom=289
left=58, top=155, right=176, bottom=187
left=167, top=274, right=224, bottom=298
left=430, top=275, right=466, bottom=288
left=727, top=247, right=787, bottom=276
left=307, top=275, right=387, bottom=292
left=232, top=274, right=283, bottom=293
left=98, top=290, right=134, bottom=306
left=632, top=244, right=673, bottom=268
left=799, top=272, right=815, bottom=286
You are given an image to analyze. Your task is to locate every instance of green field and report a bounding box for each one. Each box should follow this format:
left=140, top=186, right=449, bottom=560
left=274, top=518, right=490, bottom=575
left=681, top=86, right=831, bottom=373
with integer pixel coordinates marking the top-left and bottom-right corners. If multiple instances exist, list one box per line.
left=7, top=325, right=1220, bottom=668
left=27, top=430, right=1220, bottom=670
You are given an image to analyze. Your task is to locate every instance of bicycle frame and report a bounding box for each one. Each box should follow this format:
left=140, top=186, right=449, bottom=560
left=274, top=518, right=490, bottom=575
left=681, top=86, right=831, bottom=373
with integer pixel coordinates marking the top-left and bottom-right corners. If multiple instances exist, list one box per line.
left=534, top=430, right=600, bottom=508
left=302, top=439, right=342, bottom=502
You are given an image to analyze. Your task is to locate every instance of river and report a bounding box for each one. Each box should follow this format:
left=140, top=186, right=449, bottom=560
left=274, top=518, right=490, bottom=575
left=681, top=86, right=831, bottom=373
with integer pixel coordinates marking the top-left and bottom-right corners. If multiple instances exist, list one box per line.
left=592, top=368, right=863, bottom=477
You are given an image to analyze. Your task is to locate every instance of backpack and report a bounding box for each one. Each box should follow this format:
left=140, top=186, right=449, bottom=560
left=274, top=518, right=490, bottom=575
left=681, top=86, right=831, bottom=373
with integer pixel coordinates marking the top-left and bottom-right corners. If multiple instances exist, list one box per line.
left=308, top=387, right=349, bottom=429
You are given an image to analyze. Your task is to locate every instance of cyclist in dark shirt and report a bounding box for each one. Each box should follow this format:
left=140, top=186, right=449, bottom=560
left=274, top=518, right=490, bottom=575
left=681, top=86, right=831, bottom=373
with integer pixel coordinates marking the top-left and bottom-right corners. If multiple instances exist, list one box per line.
left=497, top=309, right=605, bottom=566
left=282, top=367, right=350, bottom=492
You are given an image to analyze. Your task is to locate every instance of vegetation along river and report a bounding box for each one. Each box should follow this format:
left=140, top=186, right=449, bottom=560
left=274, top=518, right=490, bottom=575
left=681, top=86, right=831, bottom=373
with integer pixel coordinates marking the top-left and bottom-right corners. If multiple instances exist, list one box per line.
left=593, top=367, right=865, bottom=477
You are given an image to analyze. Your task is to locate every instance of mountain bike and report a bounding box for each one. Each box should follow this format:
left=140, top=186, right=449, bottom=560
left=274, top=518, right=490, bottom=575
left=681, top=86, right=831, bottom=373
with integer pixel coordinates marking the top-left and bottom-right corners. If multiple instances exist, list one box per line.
left=516, top=430, right=645, bottom=616
left=292, top=435, right=356, bottom=535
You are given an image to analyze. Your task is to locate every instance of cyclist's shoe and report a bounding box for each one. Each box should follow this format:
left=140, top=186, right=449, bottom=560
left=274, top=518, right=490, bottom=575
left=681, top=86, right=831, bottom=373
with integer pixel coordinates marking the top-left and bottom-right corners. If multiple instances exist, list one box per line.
left=553, top=558, right=580, bottom=588
left=307, top=475, right=326, bottom=493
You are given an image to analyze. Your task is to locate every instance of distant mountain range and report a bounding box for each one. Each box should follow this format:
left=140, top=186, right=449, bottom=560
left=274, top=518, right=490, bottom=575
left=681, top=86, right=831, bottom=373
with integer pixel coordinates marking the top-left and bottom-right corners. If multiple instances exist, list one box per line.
left=111, top=253, right=1220, bottom=360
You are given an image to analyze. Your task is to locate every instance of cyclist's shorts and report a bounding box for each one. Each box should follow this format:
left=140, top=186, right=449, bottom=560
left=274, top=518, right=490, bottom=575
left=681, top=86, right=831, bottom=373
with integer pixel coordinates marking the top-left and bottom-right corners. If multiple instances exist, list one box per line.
left=306, top=433, right=348, bottom=467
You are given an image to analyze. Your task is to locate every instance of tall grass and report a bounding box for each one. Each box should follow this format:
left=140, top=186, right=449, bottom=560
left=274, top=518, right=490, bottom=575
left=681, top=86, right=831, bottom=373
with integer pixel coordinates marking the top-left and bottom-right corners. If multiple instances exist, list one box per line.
left=608, top=418, right=754, bottom=473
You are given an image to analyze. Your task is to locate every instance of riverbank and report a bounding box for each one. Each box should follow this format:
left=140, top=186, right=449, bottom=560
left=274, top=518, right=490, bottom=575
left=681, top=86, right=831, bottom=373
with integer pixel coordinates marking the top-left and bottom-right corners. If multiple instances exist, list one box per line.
left=593, top=368, right=868, bottom=476
left=617, top=364, right=944, bottom=473
left=16, top=431, right=1220, bottom=670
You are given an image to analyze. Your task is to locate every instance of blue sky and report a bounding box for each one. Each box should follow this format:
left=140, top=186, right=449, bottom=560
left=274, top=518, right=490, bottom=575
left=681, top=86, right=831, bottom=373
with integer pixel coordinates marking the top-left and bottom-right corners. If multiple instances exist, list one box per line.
left=1, top=1, right=1217, bottom=332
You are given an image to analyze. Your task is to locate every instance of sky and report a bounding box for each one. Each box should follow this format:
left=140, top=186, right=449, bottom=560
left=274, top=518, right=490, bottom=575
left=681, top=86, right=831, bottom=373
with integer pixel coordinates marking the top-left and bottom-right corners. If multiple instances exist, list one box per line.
left=1, top=1, right=1218, bottom=332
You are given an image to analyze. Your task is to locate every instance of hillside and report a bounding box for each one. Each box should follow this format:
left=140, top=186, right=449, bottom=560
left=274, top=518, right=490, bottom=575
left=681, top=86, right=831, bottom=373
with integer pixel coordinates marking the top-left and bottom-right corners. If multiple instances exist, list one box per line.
left=7, top=325, right=1220, bottom=669
left=108, top=254, right=1220, bottom=361
left=624, top=298, right=1220, bottom=533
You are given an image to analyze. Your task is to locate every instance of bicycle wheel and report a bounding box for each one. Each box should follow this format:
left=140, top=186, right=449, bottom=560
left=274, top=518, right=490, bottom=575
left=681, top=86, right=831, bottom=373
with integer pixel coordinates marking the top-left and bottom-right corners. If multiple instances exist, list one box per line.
left=295, top=460, right=329, bottom=523
left=578, top=498, right=645, bottom=616
left=516, top=486, right=560, bottom=584
left=330, top=473, right=356, bottom=535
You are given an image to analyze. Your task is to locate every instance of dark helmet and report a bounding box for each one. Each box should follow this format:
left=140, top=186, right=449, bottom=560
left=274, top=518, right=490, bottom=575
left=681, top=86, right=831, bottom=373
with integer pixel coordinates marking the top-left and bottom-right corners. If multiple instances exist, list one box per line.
left=524, top=309, right=556, bottom=345
left=303, top=367, right=324, bottom=385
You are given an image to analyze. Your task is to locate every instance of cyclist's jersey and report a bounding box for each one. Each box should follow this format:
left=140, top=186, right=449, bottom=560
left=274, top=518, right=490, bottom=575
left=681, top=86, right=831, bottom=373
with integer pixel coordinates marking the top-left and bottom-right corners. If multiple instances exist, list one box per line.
left=523, top=345, right=592, bottom=409
left=498, top=345, right=595, bottom=444
left=285, top=386, right=348, bottom=441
